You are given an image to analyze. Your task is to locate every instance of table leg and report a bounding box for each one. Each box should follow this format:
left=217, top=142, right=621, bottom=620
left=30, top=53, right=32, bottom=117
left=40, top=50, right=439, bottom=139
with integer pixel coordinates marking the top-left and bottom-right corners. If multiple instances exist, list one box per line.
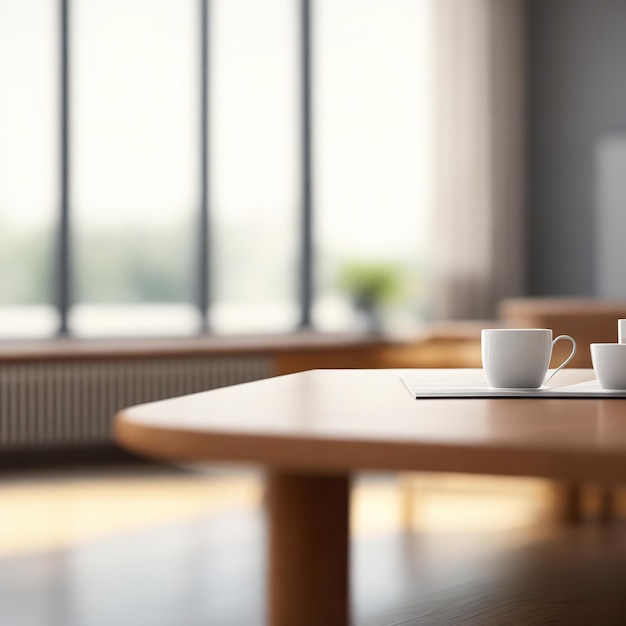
left=598, top=486, right=616, bottom=523
left=267, top=471, right=350, bottom=626
left=555, top=482, right=584, bottom=524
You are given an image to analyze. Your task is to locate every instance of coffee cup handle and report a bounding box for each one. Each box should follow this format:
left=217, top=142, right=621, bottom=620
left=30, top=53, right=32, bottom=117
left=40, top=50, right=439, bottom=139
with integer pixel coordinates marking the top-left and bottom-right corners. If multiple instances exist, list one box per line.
left=543, top=335, right=577, bottom=385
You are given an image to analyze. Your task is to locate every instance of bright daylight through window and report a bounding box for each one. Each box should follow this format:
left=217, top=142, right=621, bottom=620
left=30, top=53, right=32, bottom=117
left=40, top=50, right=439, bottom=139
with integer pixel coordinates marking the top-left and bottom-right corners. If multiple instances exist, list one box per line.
left=0, top=0, right=433, bottom=338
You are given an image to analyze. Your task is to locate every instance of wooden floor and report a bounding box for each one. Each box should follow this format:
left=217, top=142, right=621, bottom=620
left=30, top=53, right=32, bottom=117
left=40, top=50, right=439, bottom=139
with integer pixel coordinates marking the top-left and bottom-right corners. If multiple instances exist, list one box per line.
left=1, top=466, right=626, bottom=626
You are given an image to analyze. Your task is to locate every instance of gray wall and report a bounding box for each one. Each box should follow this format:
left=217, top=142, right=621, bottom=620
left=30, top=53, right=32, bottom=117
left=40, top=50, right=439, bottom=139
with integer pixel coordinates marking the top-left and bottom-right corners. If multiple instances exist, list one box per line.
left=527, top=0, right=626, bottom=295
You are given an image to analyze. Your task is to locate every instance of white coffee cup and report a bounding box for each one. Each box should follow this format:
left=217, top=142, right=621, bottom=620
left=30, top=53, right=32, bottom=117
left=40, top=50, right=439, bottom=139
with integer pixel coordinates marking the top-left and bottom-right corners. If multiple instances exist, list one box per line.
left=591, top=343, right=626, bottom=389
left=481, top=329, right=576, bottom=389
left=618, top=319, right=626, bottom=343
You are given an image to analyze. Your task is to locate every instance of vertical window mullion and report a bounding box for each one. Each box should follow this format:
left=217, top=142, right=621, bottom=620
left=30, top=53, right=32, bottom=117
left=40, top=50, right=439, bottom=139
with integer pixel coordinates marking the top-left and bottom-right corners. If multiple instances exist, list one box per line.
left=58, top=0, right=71, bottom=335
left=199, top=0, right=210, bottom=332
left=299, top=0, right=313, bottom=329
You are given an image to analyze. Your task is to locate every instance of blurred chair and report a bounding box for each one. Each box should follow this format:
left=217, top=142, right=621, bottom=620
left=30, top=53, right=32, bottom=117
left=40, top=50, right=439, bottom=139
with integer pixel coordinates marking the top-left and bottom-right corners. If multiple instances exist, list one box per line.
left=498, top=297, right=626, bottom=368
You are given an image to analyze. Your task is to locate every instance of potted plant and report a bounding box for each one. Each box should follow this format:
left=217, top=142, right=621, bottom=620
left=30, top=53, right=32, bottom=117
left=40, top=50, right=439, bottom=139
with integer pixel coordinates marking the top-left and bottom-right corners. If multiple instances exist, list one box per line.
left=337, top=261, right=404, bottom=333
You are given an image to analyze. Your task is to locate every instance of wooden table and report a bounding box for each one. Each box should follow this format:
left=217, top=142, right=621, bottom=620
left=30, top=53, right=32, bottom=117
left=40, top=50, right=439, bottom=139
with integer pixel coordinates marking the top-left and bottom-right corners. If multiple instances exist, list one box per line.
left=114, top=368, right=626, bottom=626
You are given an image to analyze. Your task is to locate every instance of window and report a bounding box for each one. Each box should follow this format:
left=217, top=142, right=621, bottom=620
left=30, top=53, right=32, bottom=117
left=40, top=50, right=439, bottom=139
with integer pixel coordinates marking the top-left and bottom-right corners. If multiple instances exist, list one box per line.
left=71, top=0, right=200, bottom=336
left=313, top=0, right=433, bottom=331
left=210, top=0, right=300, bottom=333
left=0, top=0, right=58, bottom=338
left=0, top=0, right=433, bottom=338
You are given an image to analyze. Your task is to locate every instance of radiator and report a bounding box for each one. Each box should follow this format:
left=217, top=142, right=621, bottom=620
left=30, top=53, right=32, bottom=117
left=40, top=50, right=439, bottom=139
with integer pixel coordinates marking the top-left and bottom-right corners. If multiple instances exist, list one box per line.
left=0, top=356, right=274, bottom=450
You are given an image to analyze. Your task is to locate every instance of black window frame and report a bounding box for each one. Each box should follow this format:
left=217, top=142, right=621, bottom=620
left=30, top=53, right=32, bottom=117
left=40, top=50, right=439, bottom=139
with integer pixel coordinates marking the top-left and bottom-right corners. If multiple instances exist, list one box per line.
left=54, top=0, right=314, bottom=337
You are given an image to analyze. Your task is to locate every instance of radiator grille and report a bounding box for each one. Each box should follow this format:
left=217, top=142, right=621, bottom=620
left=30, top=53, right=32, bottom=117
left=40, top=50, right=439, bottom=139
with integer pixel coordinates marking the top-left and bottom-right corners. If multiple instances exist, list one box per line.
left=0, top=356, right=273, bottom=449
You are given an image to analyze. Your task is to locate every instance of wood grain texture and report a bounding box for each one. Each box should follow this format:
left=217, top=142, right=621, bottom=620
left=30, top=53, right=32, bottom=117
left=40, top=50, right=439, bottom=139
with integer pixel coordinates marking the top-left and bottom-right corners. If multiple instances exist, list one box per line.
left=115, top=368, right=626, bottom=483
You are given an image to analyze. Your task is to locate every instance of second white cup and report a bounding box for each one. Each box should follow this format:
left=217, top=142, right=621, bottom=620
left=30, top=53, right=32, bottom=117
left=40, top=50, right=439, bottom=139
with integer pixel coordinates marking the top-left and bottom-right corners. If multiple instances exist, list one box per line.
left=591, top=343, right=626, bottom=389
left=482, top=328, right=576, bottom=389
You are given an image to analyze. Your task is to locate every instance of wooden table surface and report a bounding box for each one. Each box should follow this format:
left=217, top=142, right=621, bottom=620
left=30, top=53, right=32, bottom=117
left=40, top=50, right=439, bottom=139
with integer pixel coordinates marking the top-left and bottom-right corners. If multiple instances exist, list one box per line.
left=116, top=368, right=626, bottom=483
left=114, top=368, right=626, bottom=626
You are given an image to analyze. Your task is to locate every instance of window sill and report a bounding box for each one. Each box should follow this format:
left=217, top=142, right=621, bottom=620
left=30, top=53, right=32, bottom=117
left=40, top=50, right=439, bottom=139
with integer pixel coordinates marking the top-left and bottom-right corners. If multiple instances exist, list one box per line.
left=0, top=322, right=486, bottom=367
left=0, top=331, right=397, bottom=363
